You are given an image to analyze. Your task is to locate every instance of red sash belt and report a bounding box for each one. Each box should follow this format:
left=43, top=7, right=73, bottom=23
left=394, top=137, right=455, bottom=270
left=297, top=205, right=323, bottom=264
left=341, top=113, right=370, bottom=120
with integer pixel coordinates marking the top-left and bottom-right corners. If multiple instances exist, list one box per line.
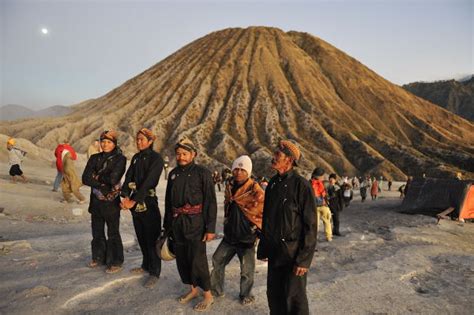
left=173, top=204, right=203, bottom=217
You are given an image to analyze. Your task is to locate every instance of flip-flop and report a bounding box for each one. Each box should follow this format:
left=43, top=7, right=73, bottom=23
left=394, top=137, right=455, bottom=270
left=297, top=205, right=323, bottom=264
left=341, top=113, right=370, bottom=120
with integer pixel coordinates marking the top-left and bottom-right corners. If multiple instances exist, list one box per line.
left=193, top=298, right=214, bottom=312
left=130, top=267, right=145, bottom=274
left=105, top=265, right=123, bottom=274
left=87, top=260, right=99, bottom=268
left=240, top=296, right=255, bottom=305
left=177, top=292, right=199, bottom=304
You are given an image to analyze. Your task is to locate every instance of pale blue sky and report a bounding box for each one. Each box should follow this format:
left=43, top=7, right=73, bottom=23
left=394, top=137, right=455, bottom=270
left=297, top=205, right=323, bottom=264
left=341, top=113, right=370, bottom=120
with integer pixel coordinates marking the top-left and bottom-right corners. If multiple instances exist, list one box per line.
left=1, top=0, right=472, bottom=109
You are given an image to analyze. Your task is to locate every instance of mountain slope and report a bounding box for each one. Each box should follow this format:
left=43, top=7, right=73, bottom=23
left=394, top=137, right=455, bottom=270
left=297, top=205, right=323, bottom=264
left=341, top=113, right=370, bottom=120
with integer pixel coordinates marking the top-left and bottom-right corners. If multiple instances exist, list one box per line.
left=0, top=104, right=73, bottom=121
left=1, top=27, right=473, bottom=179
left=403, top=77, right=474, bottom=121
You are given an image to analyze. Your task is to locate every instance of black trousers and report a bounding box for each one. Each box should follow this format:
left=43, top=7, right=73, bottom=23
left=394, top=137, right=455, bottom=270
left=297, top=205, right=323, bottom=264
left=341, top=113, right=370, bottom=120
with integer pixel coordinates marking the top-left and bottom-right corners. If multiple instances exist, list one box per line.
left=91, top=208, right=124, bottom=267
left=174, top=239, right=211, bottom=291
left=267, top=263, right=309, bottom=315
left=132, top=200, right=162, bottom=277
left=331, top=209, right=340, bottom=234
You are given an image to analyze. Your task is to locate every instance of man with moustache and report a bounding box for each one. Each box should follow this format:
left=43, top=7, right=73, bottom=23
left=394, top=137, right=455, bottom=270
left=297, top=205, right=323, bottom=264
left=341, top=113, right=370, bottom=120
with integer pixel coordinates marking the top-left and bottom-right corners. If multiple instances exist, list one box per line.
left=257, top=140, right=317, bottom=315
left=121, top=128, right=164, bottom=288
left=164, top=138, right=217, bottom=312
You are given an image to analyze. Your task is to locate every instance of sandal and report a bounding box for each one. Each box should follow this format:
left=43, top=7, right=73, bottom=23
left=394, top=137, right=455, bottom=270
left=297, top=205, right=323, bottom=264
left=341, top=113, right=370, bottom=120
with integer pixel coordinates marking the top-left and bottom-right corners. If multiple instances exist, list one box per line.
left=105, top=265, right=123, bottom=274
left=193, top=297, right=214, bottom=312
left=144, top=275, right=159, bottom=288
left=177, top=292, right=199, bottom=304
left=130, top=267, right=145, bottom=274
left=240, top=296, right=255, bottom=305
left=87, top=260, right=99, bottom=268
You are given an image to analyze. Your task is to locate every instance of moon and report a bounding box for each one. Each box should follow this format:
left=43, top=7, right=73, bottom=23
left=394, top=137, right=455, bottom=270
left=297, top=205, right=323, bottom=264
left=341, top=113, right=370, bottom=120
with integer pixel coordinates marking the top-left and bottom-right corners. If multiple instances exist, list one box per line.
left=41, top=28, right=49, bottom=35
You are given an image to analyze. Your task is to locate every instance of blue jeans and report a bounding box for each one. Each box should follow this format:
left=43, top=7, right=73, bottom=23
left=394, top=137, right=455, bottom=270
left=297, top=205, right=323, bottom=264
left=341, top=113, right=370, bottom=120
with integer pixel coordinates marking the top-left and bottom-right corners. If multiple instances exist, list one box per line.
left=53, top=171, right=63, bottom=191
left=210, top=239, right=255, bottom=299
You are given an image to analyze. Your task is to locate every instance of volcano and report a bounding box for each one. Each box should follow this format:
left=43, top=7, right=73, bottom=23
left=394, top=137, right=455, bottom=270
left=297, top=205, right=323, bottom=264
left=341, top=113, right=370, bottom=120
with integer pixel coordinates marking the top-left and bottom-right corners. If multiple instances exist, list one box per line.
left=3, top=27, right=473, bottom=179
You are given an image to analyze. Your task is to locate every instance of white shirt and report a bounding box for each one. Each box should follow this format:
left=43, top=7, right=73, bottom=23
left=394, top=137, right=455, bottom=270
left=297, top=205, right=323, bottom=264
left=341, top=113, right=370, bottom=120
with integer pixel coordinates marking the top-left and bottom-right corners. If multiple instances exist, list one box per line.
left=8, top=148, right=24, bottom=166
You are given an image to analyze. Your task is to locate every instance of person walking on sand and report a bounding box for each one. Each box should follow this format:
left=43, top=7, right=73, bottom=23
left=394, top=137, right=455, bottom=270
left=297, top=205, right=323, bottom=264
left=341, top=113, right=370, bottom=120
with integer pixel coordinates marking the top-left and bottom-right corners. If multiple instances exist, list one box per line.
left=370, top=178, right=379, bottom=200
left=163, top=138, right=217, bottom=312
left=328, top=174, right=344, bottom=237
left=6, top=138, right=27, bottom=183
left=120, top=128, right=164, bottom=288
left=257, top=140, right=317, bottom=315
left=82, top=130, right=126, bottom=274
left=210, top=155, right=264, bottom=305
left=311, top=167, right=332, bottom=242
left=60, top=143, right=85, bottom=204
left=360, top=177, right=369, bottom=202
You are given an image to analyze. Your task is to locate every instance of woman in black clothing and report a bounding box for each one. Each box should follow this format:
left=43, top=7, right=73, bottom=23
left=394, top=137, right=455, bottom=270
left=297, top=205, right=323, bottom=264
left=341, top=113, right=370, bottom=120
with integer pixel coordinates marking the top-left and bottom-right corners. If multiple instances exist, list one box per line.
left=82, top=130, right=127, bottom=274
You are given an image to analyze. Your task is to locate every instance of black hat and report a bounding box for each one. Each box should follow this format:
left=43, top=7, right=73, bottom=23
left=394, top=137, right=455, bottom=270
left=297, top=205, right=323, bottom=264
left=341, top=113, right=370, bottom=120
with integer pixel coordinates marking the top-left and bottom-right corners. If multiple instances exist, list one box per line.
left=312, top=167, right=325, bottom=178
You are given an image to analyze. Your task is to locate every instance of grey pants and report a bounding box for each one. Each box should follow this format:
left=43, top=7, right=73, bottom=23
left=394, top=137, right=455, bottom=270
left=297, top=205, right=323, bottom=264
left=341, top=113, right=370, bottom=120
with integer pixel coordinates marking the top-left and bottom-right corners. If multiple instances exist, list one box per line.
left=210, top=239, right=255, bottom=299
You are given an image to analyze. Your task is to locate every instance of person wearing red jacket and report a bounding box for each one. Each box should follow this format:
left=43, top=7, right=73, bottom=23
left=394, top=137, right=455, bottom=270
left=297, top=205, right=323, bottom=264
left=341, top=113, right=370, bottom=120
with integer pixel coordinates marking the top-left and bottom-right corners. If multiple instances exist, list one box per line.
left=53, top=140, right=77, bottom=192
left=311, top=167, right=332, bottom=242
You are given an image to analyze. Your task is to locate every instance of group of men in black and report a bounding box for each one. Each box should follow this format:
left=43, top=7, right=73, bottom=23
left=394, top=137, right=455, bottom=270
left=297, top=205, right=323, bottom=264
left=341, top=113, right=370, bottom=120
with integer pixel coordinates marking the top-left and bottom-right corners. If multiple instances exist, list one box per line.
left=82, top=129, right=319, bottom=314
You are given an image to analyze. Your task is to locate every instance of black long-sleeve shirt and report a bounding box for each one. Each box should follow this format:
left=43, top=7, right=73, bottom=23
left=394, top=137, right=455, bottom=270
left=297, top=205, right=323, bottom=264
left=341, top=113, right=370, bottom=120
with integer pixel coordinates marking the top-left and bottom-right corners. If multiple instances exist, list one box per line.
left=164, top=162, right=217, bottom=238
left=258, top=170, right=316, bottom=268
left=82, top=148, right=127, bottom=212
left=121, top=148, right=164, bottom=204
left=327, top=184, right=344, bottom=213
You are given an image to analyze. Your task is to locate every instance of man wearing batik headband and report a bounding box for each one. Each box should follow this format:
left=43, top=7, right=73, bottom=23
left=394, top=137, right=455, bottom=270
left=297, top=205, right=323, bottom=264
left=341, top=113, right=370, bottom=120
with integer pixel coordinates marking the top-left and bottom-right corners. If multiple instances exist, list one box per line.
left=82, top=130, right=127, bottom=274
left=164, top=137, right=217, bottom=312
left=121, top=128, right=164, bottom=288
left=257, top=140, right=317, bottom=315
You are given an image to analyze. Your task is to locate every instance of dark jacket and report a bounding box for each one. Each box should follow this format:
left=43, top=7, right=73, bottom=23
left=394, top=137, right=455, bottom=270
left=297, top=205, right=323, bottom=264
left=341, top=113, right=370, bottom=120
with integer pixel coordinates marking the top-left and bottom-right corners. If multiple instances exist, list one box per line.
left=327, top=183, right=344, bottom=213
left=257, top=170, right=317, bottom=268
left=164, top=162, right=217, bottom=241
left=121, top=148, right=164, bottom=214
left=223, top=179, right=258, bottom=247
left=82, top=148, right=127, bottom=213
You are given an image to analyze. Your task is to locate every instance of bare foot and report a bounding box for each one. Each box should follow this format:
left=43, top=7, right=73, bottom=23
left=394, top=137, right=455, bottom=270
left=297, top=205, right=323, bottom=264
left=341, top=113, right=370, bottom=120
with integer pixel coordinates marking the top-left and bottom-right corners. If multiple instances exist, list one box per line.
left=177, top=290, right=199, bottom=304
left=194, top=296, right=214, bottom=312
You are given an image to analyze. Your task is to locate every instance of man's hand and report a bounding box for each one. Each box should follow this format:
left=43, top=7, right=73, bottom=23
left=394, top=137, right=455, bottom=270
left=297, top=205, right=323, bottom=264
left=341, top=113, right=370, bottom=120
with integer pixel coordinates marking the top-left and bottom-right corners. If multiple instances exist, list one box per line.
left=202, top=233, right=215, bottom=242
left=120, top=197, right=136, bottom=210
left=293, top=266, right=308, bottom=276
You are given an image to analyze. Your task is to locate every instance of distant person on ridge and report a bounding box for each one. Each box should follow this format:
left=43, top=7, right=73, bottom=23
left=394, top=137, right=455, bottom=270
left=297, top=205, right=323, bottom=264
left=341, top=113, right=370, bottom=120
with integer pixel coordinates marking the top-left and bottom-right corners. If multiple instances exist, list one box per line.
left=257, top=140, right=317, bottom=315
left=82, top=130, right=126, bottom=274
left=121, top=128, right=164, bottom=288
left=6, top=137, right=28, bottom=183
left=163, top=137, right=217, bottom=312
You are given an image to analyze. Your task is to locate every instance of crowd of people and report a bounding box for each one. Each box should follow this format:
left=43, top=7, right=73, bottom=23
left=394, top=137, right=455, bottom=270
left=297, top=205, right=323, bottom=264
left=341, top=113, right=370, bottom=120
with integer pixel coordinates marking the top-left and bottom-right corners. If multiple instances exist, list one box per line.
left=3, top=133, right=422, bottom=314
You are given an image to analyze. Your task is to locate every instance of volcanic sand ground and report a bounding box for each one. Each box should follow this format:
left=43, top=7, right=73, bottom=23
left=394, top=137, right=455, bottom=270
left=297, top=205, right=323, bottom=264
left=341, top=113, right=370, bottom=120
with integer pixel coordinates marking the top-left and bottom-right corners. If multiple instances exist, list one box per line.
left=0, top=159, right=473, bottom=314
